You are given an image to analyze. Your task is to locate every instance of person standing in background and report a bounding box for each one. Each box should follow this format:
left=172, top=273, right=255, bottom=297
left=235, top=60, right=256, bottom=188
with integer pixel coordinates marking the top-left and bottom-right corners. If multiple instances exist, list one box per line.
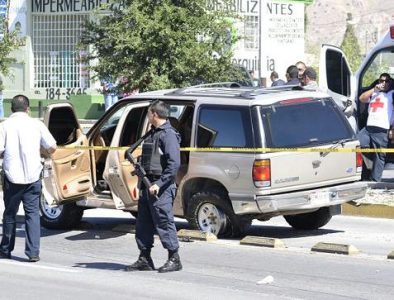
left=285, top=65, right=301, bottom=86
left=270, top=71, right=285, bottom=87
left=101, top=77, right=118, bottom=111
left=302, top=67, right=319, bottom=89
left=0, top=95, right=57, bottom=262
left=296, top=61, right=307, bottom=83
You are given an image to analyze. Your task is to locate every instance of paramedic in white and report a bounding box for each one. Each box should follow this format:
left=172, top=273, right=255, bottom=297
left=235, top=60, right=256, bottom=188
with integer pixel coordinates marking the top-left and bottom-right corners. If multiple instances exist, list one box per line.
left=358, top=73, right=394, bottom=182
left=0, top=95, right=56, bottom=262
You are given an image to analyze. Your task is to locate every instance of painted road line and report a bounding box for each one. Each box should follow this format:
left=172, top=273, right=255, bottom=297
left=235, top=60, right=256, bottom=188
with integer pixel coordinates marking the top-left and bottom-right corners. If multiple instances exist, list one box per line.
left=311, top=242, right=360, bottom=255
left=0, top=259, right=80, bottom=273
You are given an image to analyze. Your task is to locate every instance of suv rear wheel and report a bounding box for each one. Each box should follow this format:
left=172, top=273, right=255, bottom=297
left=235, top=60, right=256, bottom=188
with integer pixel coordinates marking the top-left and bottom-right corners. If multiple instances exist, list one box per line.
left=283, top=207, right=332, bottom=230
left=187, top=190, right=251, bottom=238
left=40, top=194, right=84, bottom=229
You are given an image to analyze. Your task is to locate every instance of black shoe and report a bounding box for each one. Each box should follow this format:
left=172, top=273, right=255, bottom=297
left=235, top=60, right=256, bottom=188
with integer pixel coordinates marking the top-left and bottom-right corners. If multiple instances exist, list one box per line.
left=125, top=256, right=155, bottom=271
left=0, top=250, right=11, bottom=259
left=158, top=254, right=182, bottom=273
left=28, top=256, right=40, bottom=262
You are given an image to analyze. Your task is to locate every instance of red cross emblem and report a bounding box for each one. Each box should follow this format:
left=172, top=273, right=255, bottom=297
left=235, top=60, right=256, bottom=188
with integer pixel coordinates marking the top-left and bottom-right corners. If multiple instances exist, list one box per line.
left=370, top=97, right=384, bottom=112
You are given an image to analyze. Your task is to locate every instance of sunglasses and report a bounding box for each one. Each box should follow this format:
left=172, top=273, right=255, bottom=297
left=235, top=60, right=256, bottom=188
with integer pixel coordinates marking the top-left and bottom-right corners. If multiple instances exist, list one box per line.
left=379, top=79, right=390, bottom=83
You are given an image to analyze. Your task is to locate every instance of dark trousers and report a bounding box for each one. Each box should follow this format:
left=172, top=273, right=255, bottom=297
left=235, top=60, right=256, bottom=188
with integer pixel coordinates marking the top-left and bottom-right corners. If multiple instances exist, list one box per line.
left=1, top=176, right=42, bottom=258
left=358, top=126, right=388, bottom=182
left=135, top=183, right=179, bottom=252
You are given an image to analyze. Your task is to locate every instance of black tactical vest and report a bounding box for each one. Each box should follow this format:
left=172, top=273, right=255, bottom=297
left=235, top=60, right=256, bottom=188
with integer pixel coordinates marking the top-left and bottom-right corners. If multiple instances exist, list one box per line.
left=141, top=129, right=164, bottom=176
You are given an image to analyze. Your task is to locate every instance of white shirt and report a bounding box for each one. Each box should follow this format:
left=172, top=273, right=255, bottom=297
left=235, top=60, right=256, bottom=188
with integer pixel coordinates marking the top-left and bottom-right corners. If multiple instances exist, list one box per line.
left=0, top=112, right=56, bottom=184
left=367, top=90, right=394, bottom=130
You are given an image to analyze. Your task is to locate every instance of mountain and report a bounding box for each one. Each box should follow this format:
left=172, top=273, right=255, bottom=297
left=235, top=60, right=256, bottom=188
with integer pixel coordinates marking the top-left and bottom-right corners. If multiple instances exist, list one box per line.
left=305, top=0, right=394, bottom=66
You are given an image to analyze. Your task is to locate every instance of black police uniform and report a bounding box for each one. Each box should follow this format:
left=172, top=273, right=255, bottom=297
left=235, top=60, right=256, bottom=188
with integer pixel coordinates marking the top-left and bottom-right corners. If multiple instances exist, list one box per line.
left=135, top=120, right=181, bottom=257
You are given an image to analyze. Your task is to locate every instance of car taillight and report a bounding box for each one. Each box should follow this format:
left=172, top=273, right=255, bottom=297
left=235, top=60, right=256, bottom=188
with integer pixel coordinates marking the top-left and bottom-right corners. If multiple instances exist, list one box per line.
left=390, top=25, right=394, bottom=39
left=356, top=147, right=363, bottom=173
left=253, top=159, right=271, bottom=187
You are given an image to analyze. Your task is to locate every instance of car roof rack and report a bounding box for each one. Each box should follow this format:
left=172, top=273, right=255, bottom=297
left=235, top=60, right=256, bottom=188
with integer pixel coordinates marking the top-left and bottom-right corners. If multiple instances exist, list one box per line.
left=165, top=83, right=306, bottom=99
left=240, top=85, right=304, bottom=98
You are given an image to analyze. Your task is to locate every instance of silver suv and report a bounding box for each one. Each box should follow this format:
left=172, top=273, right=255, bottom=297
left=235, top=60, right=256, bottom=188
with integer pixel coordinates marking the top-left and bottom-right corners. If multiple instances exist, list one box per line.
left=41, top=85, right=367, bottom=237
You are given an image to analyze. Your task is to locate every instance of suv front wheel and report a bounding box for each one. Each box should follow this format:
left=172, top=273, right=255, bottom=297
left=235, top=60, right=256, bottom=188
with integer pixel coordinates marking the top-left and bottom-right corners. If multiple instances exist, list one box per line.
left=187, top=190, right=251, bottom=238
left=40, top=194, right=84, bottom=229
left=283, top=207, right=333, bottom=230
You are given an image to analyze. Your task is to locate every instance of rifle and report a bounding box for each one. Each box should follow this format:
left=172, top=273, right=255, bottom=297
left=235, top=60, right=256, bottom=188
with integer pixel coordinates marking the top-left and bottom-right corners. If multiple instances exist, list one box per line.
left=125, top=129, right=159, bottom=199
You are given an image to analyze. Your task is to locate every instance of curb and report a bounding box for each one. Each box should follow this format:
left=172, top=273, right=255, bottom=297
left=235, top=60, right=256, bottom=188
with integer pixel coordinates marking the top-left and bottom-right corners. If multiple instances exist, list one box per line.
left=240, top=236, right=286, bottom=248
left=177, top=229, right=217, bottom=241
left=311, top=242, right=360, bottom=255
left=342, top=203, right=394, bottom=219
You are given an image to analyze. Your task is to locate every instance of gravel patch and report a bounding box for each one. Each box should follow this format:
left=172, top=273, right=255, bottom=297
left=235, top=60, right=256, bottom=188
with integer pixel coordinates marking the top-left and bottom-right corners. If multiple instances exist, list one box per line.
left=358, top=188, right=394, bottom=206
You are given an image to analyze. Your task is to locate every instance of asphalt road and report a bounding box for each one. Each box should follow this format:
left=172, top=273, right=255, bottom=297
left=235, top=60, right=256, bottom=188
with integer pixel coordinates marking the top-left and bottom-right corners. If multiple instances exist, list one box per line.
left=0, top=201, right=393, bottom=299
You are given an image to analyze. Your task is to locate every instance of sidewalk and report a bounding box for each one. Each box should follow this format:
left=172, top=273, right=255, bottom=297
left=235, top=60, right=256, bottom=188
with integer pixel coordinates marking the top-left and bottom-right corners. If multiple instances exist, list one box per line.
left=341, top=167, right=394, bottom=218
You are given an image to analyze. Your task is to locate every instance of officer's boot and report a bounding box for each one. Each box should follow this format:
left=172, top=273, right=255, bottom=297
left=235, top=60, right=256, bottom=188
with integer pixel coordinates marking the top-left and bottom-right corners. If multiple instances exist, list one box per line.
left=158, top=250, right=182, bottom=273
left=125, top=249, right=155, bottom=271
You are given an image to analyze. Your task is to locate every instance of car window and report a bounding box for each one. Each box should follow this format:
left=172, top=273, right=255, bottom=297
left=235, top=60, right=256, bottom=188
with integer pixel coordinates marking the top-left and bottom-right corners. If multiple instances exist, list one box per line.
left=261, top=98, right=354, bottom=148
left=361, top=47, right=394, bottom=88
left=325, top=49, right=351, bottom=97
left=98, top=106, right=127, bottom=145
left=48, top=106, right=79, bottom=145
left=197, top=105, right=253, bottom=147
left=119, top=106, right=148, bottom=146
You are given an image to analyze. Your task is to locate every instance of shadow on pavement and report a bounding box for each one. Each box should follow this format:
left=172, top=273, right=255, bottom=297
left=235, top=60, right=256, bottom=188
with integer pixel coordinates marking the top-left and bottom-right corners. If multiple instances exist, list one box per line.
left=66, top=230, right=126, bottom=241
left=73, top=262, right=126, bottom=271
left=247, top=224, right=343, bottom=239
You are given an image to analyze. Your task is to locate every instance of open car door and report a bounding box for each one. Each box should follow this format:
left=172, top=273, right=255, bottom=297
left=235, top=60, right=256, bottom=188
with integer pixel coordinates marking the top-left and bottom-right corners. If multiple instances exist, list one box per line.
left=103, top=102, right=150, bottom=209
left=319, top=45, right=357, bottom=131
left=43, top=103, right=92, bottom=205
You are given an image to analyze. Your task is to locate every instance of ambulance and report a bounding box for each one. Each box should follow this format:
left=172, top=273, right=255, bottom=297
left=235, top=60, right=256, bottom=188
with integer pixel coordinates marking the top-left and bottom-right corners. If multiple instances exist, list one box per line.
left=319, top=24, right=394, bottom=172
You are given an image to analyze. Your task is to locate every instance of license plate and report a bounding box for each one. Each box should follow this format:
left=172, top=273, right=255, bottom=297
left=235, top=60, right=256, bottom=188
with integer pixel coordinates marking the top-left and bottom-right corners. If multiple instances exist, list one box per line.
left=309, top=191, right=330, bottom=205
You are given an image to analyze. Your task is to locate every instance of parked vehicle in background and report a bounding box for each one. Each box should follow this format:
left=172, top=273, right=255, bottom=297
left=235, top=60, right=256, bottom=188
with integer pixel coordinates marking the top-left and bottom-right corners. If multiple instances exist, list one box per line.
left=320, top=24, right=394, bottom=172
left=40, top=85, right=367, bottom=237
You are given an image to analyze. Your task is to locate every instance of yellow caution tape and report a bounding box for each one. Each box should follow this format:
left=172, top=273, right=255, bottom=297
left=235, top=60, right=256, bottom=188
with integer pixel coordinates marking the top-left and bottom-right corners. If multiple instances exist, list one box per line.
left=56, top=145, right=394, bottom=153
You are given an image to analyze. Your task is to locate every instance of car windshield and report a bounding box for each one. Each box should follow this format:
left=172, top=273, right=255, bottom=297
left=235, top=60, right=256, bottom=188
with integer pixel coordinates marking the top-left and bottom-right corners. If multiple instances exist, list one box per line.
left=260, top=97, right=354, bottom=148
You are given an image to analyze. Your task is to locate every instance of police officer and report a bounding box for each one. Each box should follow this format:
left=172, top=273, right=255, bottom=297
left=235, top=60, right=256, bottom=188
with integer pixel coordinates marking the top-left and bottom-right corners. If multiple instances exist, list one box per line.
left=125, top=100, right=181, bottom=273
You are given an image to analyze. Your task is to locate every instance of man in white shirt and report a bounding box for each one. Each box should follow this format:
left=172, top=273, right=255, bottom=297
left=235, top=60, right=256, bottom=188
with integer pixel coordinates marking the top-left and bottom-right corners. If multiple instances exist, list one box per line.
left=0, top=95, right=56, bottom=262
left=358, top=73, right=394, bottom=181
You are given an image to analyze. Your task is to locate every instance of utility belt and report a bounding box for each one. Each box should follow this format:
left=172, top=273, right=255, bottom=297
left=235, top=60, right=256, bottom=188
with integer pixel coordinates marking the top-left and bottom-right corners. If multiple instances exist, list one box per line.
left=146, top=175, right=161, bottom=181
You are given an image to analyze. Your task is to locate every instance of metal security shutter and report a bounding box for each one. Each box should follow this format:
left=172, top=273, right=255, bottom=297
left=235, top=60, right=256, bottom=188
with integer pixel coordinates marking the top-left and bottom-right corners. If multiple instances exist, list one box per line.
left=32, top=14, right=90, bottom=89
left=244, top=15, right=259, bottom=49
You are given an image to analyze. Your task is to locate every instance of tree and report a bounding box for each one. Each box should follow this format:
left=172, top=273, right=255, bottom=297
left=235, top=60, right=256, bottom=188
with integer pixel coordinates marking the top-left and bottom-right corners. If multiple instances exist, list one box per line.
left=340, top=22, right=362, bottom=73
left=0, top=0, right=23, bottom=76
left=80, top=0, right=246, bottom=92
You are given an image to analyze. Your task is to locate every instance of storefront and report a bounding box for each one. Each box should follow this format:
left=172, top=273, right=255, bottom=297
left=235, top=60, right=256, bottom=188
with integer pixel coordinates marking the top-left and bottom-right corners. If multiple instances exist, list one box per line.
left=2, top=0, right=306, bottom=104
left=2, top=1, right=124, bottom=102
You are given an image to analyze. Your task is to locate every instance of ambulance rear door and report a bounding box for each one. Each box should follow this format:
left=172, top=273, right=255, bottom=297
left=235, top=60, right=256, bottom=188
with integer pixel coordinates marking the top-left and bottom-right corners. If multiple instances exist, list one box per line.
left=319, top=45, right=356, bottom=130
